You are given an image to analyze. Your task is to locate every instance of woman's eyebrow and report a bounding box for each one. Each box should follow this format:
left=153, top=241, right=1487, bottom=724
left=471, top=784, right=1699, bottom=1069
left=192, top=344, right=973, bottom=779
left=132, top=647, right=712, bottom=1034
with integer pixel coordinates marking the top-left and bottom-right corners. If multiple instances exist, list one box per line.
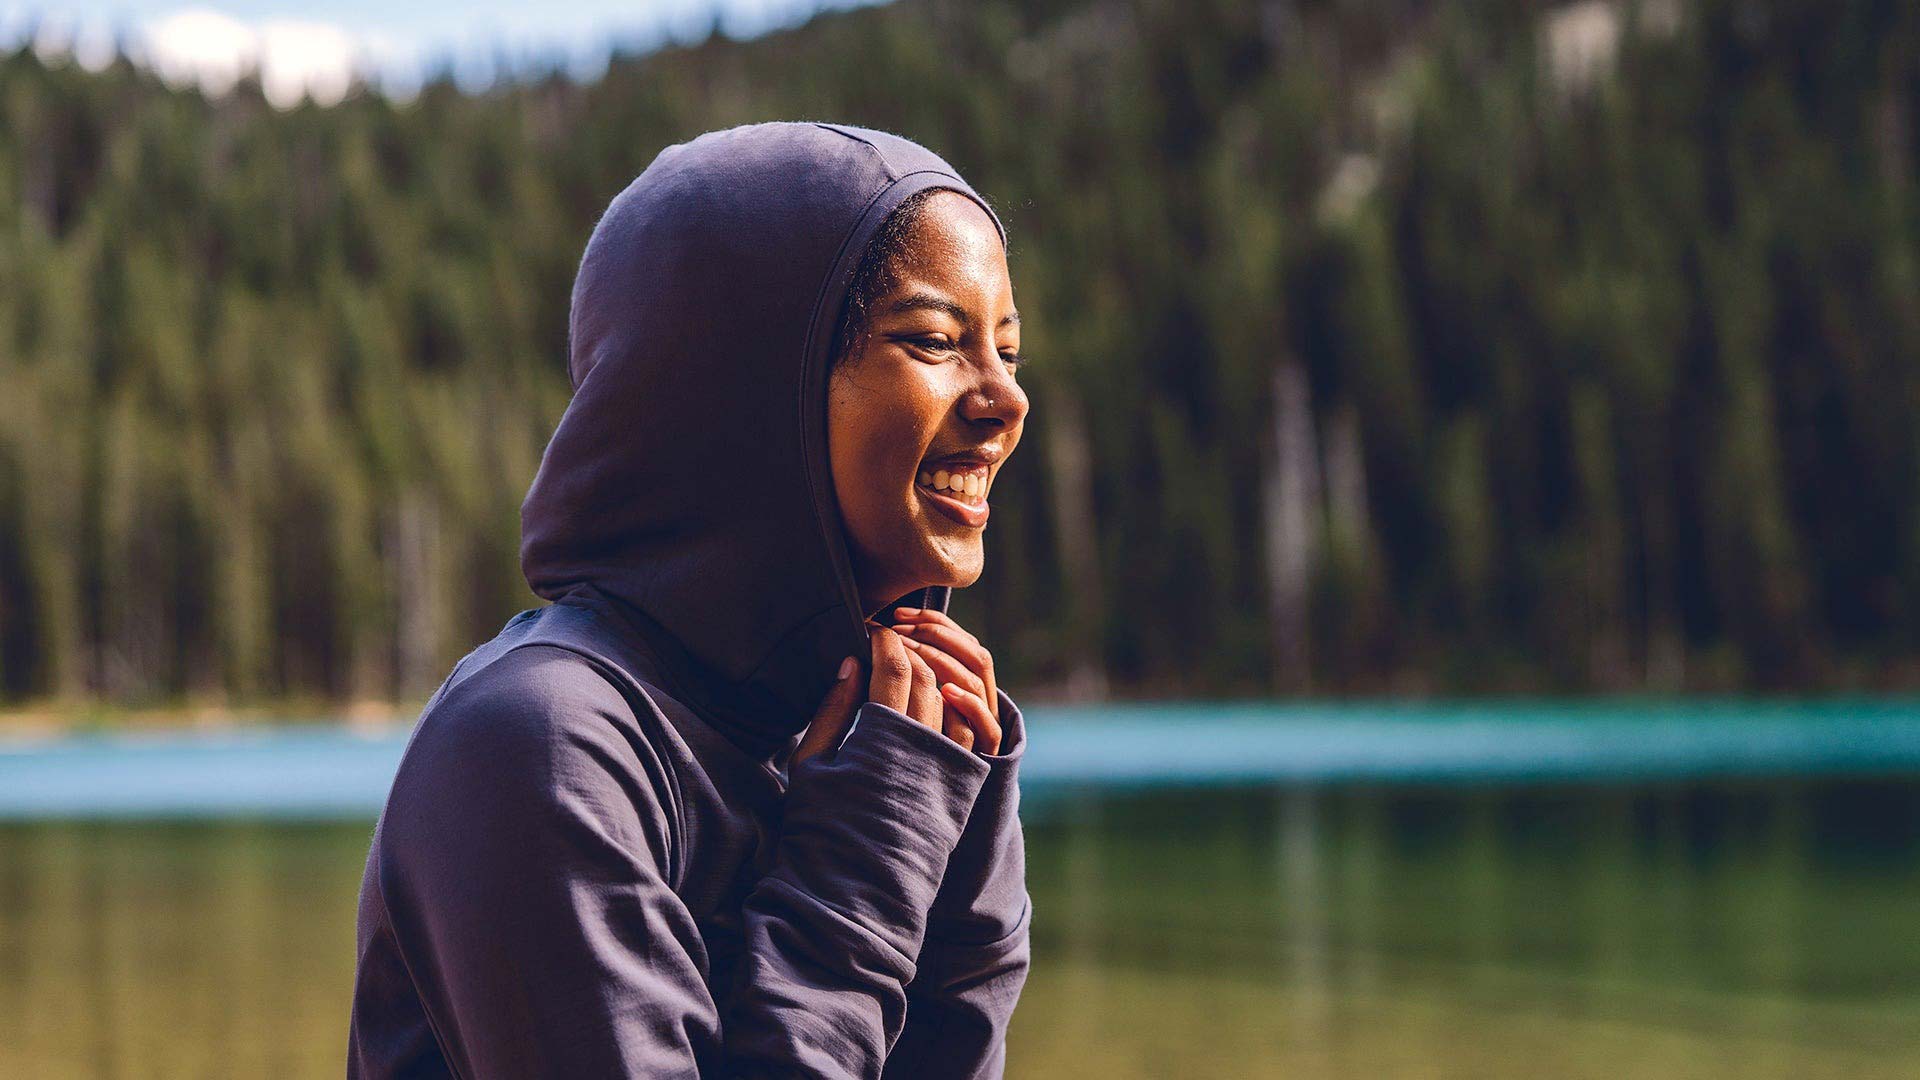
left=884, top=290, right=1021, bottom=329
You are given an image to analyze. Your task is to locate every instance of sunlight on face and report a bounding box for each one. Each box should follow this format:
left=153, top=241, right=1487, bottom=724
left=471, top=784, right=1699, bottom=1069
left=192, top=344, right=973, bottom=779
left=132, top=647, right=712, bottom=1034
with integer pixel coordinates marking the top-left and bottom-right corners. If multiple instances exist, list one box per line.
left=827, top=191, right=1029, bottom=616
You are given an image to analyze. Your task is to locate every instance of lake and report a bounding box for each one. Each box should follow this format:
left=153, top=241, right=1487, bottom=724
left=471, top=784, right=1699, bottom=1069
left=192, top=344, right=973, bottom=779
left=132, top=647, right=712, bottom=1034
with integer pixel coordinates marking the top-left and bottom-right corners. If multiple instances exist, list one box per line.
left=4, top=701, right=1920, bottom=1077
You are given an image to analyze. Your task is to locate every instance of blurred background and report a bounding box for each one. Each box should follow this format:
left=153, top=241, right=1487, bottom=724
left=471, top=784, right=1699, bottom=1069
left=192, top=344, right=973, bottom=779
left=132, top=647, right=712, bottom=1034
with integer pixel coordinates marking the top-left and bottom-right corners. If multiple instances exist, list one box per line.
left=2, top=0, right=1918, bottom=1075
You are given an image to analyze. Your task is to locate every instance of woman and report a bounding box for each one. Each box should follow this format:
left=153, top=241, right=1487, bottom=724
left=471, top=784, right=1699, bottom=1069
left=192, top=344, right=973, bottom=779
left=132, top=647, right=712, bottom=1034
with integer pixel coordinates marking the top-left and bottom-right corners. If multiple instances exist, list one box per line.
left=348, top=122, right=1032, bottom=1079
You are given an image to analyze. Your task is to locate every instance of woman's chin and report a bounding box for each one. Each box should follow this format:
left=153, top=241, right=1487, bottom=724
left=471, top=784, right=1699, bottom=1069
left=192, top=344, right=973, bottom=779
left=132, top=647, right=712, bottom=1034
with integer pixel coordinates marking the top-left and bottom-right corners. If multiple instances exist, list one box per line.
left=918, top=539, right=985, bottom=589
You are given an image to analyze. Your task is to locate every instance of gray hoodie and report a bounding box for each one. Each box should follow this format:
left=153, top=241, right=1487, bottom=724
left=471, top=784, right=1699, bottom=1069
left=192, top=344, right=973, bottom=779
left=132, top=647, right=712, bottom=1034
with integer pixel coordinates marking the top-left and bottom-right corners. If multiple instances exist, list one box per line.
left=347, top=122, right=1029, bottom=1078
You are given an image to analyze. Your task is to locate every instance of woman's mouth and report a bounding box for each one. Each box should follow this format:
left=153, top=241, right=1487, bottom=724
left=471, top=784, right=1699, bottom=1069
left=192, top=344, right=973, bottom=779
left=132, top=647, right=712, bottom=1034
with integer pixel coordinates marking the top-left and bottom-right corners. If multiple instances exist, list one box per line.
left=916, top=464, right=990, bottom=527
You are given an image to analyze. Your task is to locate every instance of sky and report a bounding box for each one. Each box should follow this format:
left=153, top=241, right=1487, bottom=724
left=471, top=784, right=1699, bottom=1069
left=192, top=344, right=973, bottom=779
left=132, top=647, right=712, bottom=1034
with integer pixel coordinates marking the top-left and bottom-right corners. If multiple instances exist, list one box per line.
left=2, top=0, right=883, bottom=106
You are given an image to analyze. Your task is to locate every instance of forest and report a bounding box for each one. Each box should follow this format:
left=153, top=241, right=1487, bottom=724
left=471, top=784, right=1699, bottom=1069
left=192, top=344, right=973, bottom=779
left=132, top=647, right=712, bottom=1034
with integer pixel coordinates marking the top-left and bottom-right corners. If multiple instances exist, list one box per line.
left=0, top=0, right=1915, bottom=709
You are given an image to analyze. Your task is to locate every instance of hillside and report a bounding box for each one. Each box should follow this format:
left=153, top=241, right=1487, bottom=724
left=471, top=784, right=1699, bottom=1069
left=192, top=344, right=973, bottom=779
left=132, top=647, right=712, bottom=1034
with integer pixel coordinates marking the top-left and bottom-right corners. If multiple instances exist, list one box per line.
left=1, top=0, right=1915, bottom=709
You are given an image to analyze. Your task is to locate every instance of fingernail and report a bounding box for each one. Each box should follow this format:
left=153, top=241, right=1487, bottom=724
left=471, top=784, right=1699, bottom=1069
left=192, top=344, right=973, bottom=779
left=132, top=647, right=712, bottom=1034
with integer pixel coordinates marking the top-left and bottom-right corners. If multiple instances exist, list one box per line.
left=894, top=607, right=920, bottom=615
left=836, top=656, right=857, bottom=681
left=941, top=682, right=964, bottom=696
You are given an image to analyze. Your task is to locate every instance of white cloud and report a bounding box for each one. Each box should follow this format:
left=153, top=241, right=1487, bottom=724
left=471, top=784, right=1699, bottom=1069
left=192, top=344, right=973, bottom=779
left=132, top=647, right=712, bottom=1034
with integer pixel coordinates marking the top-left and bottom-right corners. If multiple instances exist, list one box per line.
left=135, top=7, right=389, bottom=108
left=140, top=9, right=255, bottom=96
left=256, top=20, right=358, bottom=108
left=23, top=11, right=119, bottom=71
left=7, top=0, right=891, bottom=107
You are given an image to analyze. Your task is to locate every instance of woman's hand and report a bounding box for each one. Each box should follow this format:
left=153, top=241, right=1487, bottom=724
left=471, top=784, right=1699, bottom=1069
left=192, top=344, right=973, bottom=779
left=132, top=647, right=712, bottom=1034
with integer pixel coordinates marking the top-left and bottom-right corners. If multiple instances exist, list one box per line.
left=887, top=607, right=1002, bottom=755
left=793, top=624, right=952, bottom=767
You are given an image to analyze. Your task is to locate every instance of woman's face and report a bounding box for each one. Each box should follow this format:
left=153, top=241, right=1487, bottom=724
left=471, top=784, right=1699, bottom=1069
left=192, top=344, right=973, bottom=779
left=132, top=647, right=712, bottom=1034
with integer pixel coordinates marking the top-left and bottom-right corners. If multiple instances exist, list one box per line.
left=828, top=191, right=1029, bottom=616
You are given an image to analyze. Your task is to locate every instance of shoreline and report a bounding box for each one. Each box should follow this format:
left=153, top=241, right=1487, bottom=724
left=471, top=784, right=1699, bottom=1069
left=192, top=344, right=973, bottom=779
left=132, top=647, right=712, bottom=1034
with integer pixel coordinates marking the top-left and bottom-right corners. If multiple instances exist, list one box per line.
left=0, top=699, right=427, bottom=741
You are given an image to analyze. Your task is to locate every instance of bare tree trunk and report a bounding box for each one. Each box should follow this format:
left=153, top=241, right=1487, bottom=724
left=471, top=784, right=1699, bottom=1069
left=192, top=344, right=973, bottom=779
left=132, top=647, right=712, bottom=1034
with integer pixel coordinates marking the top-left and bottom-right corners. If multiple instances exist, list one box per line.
left=332, top=481, right=390, bottom=710
left=1571, top=387, right=1631, bottom=690
left=99, top=400, right=165, bottom=702
left=1323, top=404, right=1369, bottom=568
left=23, top=132, right=56, bottom=234
left=1638, top=469, right=1685, bottom=692
left=1043, top=386, right=1108, bottom=700
left=391, top=488, right=445, bottom=701
left=1264, top=361, right=1322, bottom=692
left=17, top=400, right=86, bottom=701
left=1874, top=84, right=1910, bottom=192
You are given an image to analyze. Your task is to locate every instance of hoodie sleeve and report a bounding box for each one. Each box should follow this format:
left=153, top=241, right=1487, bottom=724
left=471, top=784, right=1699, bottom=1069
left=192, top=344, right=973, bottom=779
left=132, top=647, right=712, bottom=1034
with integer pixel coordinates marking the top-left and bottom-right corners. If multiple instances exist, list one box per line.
left=369, top=646, right=721, bottom=1078
left=371, top=646, right=993, bottom=1079
left=723, top=698, right=991, bottom=1075
left=881, top=689, right=1032, bottom=1080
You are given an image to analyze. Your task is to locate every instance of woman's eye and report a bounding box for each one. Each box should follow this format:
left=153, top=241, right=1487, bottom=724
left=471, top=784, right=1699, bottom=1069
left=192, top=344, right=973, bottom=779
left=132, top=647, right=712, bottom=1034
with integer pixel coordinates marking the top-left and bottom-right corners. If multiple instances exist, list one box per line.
left=899, top=335, right=1025, bottom=371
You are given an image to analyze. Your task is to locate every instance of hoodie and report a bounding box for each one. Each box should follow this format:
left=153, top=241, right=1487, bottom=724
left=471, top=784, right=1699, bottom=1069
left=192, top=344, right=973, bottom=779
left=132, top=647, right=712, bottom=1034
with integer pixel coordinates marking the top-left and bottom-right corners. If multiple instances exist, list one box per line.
left=347, top=122, right=1030, bottom=1078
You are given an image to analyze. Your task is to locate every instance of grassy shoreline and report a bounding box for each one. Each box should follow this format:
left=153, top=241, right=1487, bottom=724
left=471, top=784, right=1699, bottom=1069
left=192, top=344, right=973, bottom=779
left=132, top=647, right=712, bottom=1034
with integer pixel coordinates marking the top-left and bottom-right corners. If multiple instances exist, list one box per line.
left=0, top=698, right=429, bottom=739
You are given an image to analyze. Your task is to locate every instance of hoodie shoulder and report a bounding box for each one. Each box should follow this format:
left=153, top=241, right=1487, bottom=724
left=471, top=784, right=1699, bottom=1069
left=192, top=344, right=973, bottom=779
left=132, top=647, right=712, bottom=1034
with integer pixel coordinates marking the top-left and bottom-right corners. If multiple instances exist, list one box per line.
left=418, top=644, right=641, bottom=757
left=382, top=643, right=687, bottom=884
left=358, top=642, right=722, bottom=1077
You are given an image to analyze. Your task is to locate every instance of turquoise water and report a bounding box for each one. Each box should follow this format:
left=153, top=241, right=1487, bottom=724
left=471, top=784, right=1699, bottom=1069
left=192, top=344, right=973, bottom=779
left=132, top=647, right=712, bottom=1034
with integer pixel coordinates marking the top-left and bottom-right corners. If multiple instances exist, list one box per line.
left=4, top=701, right=1920, bottom=1077
left=4, top=698, right=1920, bottom=817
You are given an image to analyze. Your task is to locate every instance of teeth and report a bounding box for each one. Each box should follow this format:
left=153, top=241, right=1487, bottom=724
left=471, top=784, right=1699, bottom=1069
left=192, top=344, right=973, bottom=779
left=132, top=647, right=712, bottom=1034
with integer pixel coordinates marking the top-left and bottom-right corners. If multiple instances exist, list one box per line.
left=918, top=464, right=991, bottom=501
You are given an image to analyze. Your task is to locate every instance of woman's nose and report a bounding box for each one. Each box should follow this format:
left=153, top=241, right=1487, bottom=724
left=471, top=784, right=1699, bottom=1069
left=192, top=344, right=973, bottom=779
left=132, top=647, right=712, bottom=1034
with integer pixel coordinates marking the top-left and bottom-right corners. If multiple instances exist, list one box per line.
left=960, top=356, right=1028, bottom=429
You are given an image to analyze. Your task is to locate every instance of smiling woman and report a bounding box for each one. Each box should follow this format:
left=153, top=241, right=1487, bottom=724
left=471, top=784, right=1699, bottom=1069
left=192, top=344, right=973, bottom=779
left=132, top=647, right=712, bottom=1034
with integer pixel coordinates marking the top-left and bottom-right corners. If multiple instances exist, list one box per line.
left=348, top=122, right=1033, bottom=1079
left=827, top=187, right=1030, bottom=613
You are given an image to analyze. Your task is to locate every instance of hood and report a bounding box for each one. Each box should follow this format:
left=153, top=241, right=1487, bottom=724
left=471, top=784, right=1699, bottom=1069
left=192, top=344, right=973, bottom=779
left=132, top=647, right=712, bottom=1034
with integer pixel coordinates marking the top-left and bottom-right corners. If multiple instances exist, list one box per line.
left=519, top=122, right=1005, bottom=759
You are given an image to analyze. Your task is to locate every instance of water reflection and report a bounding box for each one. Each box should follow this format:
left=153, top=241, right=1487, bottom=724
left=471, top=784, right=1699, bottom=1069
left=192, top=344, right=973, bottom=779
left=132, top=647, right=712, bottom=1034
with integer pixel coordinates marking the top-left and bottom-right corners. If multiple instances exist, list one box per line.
left=3, top=780, right=1919, bottom=1077
left=0, top=822, right=369, bottom=1077
left=1013, top=780, right=1920, bottom=1077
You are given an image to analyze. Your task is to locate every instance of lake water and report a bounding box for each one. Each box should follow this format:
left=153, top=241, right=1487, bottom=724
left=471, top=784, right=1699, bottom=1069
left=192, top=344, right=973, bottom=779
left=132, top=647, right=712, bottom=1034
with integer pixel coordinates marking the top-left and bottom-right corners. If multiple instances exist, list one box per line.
left=4, top=702, right=1920, bottom=1077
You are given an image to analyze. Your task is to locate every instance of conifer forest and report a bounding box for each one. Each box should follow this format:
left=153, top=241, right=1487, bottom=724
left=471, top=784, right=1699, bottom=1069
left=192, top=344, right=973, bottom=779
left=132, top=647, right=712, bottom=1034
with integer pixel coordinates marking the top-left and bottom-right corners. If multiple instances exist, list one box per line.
left=1, top=0, right=1915, bottom=709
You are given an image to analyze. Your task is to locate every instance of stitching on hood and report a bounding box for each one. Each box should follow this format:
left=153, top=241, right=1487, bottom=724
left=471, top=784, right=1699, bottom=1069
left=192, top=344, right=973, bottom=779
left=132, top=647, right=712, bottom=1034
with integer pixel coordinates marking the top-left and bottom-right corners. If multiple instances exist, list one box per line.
left=763, top=165, right=898, bottom=687
left=810, top=122, right=900, bottom=180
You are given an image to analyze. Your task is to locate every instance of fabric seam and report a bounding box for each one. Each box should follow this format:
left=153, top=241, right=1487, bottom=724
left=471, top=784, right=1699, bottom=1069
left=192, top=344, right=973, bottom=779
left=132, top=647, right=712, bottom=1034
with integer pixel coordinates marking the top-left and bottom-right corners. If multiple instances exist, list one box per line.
left=504, top=639, right=693, bottom=890
left=927, top=890, right=1033, bottom=952
left=754, top=874, right=919, bottom=976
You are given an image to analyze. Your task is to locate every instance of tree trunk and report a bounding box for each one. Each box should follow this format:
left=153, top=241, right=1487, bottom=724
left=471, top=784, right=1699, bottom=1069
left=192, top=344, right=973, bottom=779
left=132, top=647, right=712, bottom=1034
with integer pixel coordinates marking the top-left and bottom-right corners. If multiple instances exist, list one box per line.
left=1042, top=386, right=1109, bottom=700
left=391, top=488, right=446, bottom=701
left=1264, top=361, right=1322, bottom=692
